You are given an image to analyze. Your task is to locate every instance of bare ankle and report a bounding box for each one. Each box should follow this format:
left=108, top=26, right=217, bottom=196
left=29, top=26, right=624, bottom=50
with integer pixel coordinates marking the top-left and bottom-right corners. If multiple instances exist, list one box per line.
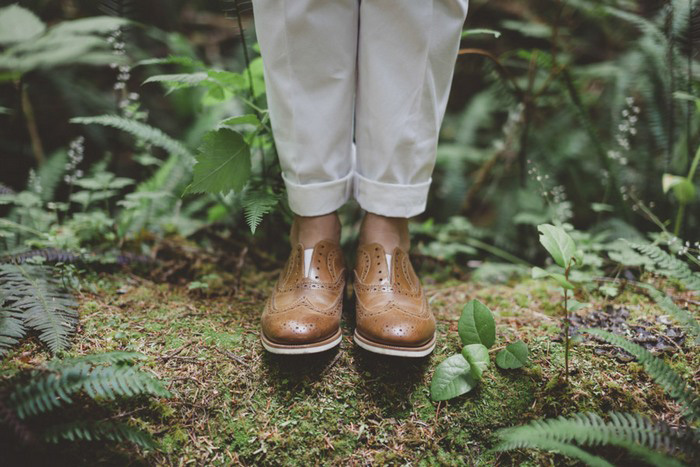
left=290, top=213, right=341, bottom=248
left=359, top=212, right=410, bottom=252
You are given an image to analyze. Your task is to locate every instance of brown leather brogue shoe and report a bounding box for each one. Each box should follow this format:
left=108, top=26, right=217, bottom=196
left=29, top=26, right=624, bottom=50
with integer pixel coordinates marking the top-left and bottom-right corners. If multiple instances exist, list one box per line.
left=353, top=243, right=436, bottom=357
left=261, top=240, right=345, bottom=354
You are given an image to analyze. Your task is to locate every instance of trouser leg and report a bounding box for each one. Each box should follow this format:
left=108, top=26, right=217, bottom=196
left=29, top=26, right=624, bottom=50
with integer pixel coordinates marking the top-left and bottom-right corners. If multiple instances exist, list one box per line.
left=354, top=0, right=469, bottom=218
left=251, top=0, right=359, bottom=216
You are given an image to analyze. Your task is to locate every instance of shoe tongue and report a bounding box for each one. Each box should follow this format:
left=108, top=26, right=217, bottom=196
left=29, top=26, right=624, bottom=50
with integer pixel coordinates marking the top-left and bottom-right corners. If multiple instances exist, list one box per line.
left=305, top=241, right=336, bottom=282
left=303, top=248, right=313, bottom=278
left=358, top=243, right=395, bottom=285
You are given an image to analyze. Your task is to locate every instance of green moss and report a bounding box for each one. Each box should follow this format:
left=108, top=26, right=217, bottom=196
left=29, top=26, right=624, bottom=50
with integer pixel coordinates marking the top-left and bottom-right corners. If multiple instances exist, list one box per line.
left=2, top=269, right=695, bottom=465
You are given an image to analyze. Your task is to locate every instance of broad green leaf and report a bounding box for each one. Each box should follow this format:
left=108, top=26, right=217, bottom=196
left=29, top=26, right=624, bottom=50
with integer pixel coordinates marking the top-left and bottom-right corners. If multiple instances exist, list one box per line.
left=662, top=173, right=685, bottom=193
left=0, top=5, right=45, bottom=45
left=461, top=344, right=489, bottom=380
left=458, top=300, right=496, bottom=348
left=220, top=114, right=261, bottom=127
left=537, top=224, right=577, bottom=268
left=430, top=354, right=476, bottom=401
left=186, top=129, right=251, bottom=195
left=49, top=16, right=129, bottom=36
left=672, top=180, right=696, bottom=204
left=207, top=70, right=247, bottom=92
left=531, top=267, right=575, bottom=290
left=496, top=341, right=529, bottom=369
left=663, top=173, right=696, bottom=204
left=599, top=284, right=618, bottom=297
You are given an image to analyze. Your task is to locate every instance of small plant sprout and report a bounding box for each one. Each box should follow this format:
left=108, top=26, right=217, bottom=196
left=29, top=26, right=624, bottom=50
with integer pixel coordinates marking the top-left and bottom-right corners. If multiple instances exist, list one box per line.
left=430, top=300, right=529, bottom=402
left=533, top=224, right=585, bottom=382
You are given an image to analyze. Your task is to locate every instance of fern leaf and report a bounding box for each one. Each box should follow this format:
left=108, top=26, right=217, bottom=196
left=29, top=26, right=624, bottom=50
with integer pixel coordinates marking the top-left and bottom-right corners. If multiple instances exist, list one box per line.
left=142, top=72, right=209, bottom=87
left=0, top=309, right=25, bottom=357
left=136, top=55, right=206, bottom=69
left=641, top=284, right=700, bottom=344
left=242, top=189, right=279, bottom=234
left=0, top=182, right=15, bottom=195
left=43, top=420, right=155, bottom=449
left=496, top=437, right=614, bottom=467
left=0, top=265, right=78, bottom=353
left=9, top=353, right=171, bottom=419
left=584, top=329, right=700, bottom=422
left=46, top=351, right=146, bottom=369
left=99, top=0, right=136, bottom=19
left=70, top=115, right=194, bottom=162
left=37, top=150, right=68, bottom=202
left=626, top=241, right=700, bottom=291
left=1, top=248, right=83, bottom=265
left=494, top=412, right=691, bottom=467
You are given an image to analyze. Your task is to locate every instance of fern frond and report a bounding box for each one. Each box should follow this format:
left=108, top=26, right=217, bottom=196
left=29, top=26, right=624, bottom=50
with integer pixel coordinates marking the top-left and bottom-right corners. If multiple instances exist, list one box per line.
left=496, top=436, right=613, bottom=467
left=627, top=241, right=700, bottom=291
left=136, top=55, right=206, bottom=69
left=241, top=189, right=279, bottom=234
left=142, top=72, right=209, bottom=87
left=46, top=351, right=146, bottom=369
left=99, top=0, right=135, bottom=19
left=70, top=115, right=194, bottom=162
left=641, top=284, right=700, bottom=344
left=0, top=309, right=25, bottom=357
left=137, top=153, right=189, bottom=194
left=9, top=353, right=171, bottom=419
left=0, top=182, right=16, bottom=195
left=584, top=329, right=700, bottom=422
left=0, top=265, right=78, bottom=353
left=1, top=248, right=82, bottom=265
left=37, top=150, right=68, bottom=202
left=43, top=420, right=155, bottom=449
left=494, top=412, right=691, bottom=467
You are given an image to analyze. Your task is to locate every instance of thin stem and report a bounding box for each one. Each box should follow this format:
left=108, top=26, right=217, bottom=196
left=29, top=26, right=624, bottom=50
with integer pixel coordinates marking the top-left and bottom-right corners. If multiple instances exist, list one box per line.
left=234, top=0, right=255, bottom=101
left=20, top=81, right=45, bottom=165
left=673, top=203, right=686, bottom=237
left=672, top=142, right=700, bottom=235
left=687, top=143, right=700, bottom=181
left=563, top=264, right=571, bottom=383
left=463, top=237, right=532, bottom=267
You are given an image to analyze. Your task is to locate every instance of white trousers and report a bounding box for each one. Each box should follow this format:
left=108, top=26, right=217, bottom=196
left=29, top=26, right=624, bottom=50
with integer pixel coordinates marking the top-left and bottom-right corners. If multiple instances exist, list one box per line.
left=251, top=0, right=469, bottom=217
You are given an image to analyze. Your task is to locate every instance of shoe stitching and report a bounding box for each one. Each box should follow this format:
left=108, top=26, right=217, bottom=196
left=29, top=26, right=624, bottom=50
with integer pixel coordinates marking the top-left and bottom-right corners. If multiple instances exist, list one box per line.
left=266, top=291, right=343, bottom=317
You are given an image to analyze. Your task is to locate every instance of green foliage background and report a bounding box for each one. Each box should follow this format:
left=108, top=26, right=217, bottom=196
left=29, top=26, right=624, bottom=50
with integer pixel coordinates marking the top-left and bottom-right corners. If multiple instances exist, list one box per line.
left=1, top=0, right=698, bottom=261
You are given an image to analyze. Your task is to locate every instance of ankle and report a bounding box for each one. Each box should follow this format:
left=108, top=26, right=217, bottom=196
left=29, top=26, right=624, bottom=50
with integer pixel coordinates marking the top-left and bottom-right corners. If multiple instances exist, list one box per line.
left=358, top=212, right=410, bottom=252
left=290, top=213, right=341, bottom=248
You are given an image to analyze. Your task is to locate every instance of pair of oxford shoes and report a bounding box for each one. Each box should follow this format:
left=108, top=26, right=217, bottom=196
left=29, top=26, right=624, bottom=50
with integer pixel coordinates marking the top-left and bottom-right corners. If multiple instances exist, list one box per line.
left=260, top=240, right=435, bottom=357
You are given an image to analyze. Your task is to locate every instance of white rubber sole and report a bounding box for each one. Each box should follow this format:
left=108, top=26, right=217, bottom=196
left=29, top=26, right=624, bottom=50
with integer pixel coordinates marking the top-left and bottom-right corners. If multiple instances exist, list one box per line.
left=261, top=331, right=342, bottom=355
left=353, top=331, right=436, bottom=358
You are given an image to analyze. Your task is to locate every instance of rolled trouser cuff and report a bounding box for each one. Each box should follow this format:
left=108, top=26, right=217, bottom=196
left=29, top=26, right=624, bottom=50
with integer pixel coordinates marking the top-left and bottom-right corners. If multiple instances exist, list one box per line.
left=283, top=170, right=353, bottom=216
left=354, top=172, right=431, bottom=218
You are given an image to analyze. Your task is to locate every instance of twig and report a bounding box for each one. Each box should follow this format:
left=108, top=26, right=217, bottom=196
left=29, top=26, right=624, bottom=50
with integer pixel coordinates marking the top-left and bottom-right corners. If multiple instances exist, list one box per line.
left=20, top=81, right=45, bottom=165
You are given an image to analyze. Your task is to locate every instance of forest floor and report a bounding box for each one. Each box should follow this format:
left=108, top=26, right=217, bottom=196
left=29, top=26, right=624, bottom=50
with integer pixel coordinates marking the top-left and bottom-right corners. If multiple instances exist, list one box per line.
left=2, top=237, right=698, bottom=466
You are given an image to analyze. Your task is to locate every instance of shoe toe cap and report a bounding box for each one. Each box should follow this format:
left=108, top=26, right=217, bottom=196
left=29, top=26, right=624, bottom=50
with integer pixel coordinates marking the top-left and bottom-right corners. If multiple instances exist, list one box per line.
left=358, top=311, right=435, bottom=348
left=261, top=309, right=338, bottom=345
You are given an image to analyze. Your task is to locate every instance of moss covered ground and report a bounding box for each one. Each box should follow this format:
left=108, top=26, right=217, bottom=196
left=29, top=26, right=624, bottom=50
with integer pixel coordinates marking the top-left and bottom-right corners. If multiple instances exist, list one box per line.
left=1, top=241, right=698, bottom=465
